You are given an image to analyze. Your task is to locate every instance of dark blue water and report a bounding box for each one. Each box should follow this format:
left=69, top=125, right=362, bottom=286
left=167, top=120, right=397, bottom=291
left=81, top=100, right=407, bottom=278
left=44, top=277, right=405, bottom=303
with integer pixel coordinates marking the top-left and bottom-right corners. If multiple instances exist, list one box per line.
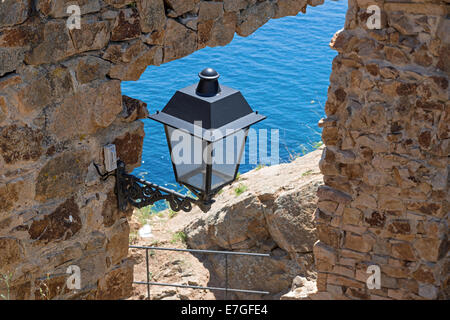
left=122, top=0, right=347, bottom=209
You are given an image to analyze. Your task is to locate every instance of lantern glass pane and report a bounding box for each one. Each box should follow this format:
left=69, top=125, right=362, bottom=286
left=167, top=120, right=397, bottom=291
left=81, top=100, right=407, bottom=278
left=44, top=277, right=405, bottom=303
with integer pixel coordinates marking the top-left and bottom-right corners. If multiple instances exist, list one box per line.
left=211, top=128, right=248, bottom=190
left=166, top=126, right=207, bottom=191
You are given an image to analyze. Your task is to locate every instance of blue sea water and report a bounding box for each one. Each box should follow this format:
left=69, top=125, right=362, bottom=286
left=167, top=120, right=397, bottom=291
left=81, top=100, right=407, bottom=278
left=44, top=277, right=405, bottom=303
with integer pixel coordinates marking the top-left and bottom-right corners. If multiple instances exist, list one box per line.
left=122, top=0, right=347, bottom=209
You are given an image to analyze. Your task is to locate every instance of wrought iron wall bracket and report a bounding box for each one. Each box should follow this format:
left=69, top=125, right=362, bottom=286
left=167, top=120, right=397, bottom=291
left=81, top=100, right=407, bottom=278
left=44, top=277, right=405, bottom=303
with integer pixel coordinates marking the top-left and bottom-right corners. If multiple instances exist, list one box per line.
left=115, top=161, right=212, bottom=213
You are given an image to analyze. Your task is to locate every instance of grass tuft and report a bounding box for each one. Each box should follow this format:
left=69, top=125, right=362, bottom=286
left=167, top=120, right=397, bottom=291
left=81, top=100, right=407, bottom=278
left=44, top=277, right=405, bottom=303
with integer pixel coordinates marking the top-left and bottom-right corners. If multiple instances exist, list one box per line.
left=234, top=184, right=248, bottom=196
left=171, top=231, right=187, bottom=244
left=0, top=272, right=13, bottom=300
left=302, top=169, right=314, bottom=177
left=168, top=209, right=178, bottom=219
left=255, top=164, right=266, bottom=171
left=129, top=230, right=138, bottom=244
left=135, top=206, right=157, bottom=226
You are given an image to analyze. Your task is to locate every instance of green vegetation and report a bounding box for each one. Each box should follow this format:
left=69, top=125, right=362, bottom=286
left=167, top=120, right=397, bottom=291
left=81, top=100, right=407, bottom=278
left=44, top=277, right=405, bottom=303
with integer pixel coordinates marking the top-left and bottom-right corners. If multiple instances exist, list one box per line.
left=312, top=141, right=323, bottom=150
left=168, top=208, right=178, bottom=219
left=37, top=274, right=51, bottom=300
left=0, top=272, right=13, bottom=300
left=285, top=140, right=324, bottom=162
left=302, top=169, right=314, bottom=177
left=157, top=211, right=165, bottom=218
left=171, top=231, right=187, bottom=244
left=135, top=205, right=157, bottom=225
left=234, top=184, right=248, bottom=196
left=255, top=164, right=266, bottom=171
left=129, top=230, right=138, bottom=244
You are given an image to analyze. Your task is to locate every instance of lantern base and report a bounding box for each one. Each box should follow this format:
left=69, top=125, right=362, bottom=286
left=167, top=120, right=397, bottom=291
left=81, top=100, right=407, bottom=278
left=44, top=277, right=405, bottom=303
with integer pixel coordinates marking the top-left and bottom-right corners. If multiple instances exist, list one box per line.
left=112, top=161, right=213, bottom=213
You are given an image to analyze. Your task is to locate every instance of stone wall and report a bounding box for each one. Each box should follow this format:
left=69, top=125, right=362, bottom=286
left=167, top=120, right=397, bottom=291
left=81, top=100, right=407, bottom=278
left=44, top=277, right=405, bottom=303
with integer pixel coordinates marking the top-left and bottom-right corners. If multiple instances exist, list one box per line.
left=0, top=0, right=322, bottom=300
left=315, top=0, right=449, bottom=300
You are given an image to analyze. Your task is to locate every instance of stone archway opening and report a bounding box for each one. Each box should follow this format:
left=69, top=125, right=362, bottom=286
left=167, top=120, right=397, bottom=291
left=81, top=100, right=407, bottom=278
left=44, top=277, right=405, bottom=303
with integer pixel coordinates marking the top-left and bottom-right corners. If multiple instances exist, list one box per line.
left=124, top=0, right=348, bottom=300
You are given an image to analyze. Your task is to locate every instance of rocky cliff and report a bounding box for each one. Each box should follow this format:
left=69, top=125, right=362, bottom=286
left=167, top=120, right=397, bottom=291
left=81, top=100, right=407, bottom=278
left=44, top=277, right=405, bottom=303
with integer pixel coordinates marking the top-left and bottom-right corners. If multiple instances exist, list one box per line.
left=183, top=149, right=323, bottom=299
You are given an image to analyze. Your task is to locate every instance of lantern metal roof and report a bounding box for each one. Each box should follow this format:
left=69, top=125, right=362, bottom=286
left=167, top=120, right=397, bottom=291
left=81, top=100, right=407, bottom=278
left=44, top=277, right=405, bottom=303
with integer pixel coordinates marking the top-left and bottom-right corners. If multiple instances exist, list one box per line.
left=149, top=68, right=266, bottom=141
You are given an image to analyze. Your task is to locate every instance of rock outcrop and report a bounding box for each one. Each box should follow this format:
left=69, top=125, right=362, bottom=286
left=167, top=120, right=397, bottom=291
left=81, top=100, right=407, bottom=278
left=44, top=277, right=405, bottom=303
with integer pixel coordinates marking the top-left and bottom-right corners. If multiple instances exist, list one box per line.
left=183, top=149, right=323, bottom=299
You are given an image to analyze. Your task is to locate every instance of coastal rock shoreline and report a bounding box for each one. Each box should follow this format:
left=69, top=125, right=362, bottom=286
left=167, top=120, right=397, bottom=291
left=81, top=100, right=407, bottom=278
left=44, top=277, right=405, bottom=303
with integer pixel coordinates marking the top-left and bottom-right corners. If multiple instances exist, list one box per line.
left=182, top=148, right=324, bottom=299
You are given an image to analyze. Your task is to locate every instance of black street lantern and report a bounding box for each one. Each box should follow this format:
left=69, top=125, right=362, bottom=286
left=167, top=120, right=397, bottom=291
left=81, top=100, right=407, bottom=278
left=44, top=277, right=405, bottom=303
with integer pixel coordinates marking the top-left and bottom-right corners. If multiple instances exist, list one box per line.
left=108, top=68, right=265, bottom=213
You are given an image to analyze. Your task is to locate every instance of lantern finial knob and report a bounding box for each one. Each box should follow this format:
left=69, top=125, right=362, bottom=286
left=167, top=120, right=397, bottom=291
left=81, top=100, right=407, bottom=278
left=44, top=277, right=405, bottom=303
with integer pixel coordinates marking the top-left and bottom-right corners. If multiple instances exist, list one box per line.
left=199, top=68, right=219, bottom=80
left=196, top=68, right=221, bottom=97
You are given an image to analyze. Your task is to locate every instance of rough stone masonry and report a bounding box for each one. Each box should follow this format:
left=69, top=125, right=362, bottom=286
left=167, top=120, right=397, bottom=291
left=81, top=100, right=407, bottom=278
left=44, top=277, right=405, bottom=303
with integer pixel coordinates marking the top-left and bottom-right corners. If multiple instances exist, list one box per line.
left=0, top=0, right=324, bottom=299
left=314, top=0, right=449, bottom=300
